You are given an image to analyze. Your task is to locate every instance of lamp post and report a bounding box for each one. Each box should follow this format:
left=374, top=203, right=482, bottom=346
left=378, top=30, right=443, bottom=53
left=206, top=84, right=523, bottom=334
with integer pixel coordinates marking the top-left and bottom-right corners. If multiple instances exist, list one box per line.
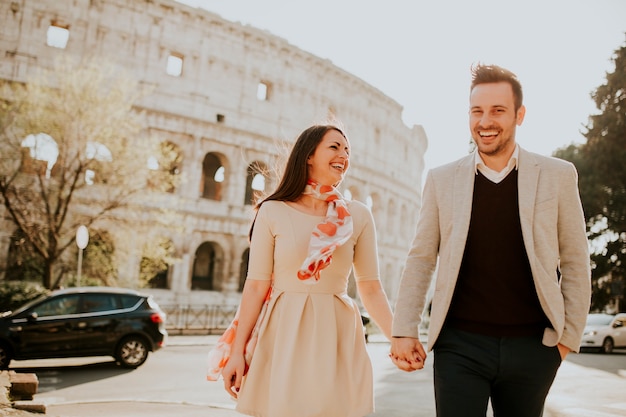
left=75, top=225, right=89, bottom=287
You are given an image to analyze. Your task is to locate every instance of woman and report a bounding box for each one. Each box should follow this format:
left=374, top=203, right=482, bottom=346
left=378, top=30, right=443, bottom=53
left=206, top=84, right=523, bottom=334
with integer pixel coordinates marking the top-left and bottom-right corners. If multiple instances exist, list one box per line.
left=222, top=124, right=393, bottom=417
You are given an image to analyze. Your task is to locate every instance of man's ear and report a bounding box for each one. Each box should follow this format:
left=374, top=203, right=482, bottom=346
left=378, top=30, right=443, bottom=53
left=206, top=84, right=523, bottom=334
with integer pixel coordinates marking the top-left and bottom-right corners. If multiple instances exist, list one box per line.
left=516, top=105, right=526, bottom=126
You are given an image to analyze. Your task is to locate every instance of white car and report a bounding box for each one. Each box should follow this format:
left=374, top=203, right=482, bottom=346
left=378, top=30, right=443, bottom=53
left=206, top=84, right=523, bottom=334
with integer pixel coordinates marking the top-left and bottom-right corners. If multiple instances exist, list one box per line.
left=580, top=313, right=626, bottom=353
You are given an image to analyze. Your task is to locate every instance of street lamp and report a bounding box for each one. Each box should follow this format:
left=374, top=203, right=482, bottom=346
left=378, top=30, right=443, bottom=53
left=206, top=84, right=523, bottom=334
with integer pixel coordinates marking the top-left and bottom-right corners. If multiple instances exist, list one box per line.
left=75, top=225, right=89, bottom=287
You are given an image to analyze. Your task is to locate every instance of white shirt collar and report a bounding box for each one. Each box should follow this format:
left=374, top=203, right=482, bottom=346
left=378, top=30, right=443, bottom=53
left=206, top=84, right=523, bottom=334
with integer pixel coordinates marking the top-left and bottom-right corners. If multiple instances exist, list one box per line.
left=474, top=144, right=520, bottom=183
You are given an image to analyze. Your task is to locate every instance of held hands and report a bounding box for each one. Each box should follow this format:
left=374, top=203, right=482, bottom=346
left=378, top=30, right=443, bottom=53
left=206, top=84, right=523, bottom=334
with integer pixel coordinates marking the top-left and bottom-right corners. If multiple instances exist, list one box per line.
left=389, top=337, right=427, bottom=372
left=221, top=353, right=247, bottom=399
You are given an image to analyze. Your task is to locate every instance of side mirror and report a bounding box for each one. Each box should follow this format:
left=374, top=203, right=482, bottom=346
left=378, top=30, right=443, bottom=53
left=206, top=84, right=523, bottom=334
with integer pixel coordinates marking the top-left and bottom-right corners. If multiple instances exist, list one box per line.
left=27, top=312, right=38, bottom=321
left=613, top=321, right=623, bottom=328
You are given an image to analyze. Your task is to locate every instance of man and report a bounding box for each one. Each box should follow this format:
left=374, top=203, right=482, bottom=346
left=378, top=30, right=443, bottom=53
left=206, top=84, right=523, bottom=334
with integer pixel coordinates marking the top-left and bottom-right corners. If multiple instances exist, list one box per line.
left=390, top=64, right=591, bottom=417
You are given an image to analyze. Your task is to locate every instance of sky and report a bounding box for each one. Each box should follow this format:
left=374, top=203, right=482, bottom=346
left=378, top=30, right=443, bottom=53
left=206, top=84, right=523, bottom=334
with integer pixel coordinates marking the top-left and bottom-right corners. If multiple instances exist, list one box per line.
left=175, top=0, right=626, bottom=172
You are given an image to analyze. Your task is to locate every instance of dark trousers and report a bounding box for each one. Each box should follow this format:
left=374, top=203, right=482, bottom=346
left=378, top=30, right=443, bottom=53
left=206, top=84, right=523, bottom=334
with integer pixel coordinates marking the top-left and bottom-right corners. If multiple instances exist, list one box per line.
left=433, top=327, right=562, bottom=417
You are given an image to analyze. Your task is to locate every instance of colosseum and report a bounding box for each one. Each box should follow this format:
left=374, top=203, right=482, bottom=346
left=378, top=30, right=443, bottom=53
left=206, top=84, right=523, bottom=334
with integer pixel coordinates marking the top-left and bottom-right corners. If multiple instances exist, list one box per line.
left=0, top=0, right=427, bottom=314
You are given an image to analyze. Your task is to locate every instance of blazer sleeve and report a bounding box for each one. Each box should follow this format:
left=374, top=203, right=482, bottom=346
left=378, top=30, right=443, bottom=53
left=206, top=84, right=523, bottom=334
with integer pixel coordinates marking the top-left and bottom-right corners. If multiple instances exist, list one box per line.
left=392, top=170, right=440, bottom=338
left=556, top=161, right=591, bottom=351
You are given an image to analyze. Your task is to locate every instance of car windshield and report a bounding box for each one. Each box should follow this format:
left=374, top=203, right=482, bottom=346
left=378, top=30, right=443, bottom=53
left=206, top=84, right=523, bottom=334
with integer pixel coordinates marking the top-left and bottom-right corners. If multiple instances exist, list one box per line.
left=9, top=292, right=51, bottom=316
left=586, top=314, right=614, bottom=326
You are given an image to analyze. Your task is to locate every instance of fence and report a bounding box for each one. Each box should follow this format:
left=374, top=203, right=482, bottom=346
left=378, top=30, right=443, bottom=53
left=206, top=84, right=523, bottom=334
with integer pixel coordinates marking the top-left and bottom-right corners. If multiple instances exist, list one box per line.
left=161, top=304, right=238, bottom=335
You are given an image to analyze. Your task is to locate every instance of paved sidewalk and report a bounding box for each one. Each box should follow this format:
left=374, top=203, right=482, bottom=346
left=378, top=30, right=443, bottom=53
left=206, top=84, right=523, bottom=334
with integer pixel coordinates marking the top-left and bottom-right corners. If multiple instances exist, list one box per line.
left=5, top=334, right=626, bottom=416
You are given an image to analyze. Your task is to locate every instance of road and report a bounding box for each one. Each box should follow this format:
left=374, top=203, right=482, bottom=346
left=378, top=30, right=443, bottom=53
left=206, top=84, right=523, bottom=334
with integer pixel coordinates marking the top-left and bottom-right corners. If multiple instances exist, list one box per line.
left=8, top=338, right=626, bottom=417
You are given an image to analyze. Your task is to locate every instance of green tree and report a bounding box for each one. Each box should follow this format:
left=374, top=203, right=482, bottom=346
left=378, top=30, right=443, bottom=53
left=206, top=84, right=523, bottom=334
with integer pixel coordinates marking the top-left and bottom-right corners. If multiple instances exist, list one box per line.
left=0, top=57, right=179, bottom=289
left=554, top=38, right=626, bottom=311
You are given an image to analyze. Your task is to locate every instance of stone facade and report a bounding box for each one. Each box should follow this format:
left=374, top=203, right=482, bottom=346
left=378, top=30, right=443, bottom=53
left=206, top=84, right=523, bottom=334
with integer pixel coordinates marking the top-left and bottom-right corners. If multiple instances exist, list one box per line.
left=0, top=0, right=427, bottom=307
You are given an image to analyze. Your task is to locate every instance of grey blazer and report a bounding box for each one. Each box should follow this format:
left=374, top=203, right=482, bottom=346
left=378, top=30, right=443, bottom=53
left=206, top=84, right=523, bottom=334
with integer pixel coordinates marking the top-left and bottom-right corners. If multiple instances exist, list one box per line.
left=392, top=147, right=591, bottom=352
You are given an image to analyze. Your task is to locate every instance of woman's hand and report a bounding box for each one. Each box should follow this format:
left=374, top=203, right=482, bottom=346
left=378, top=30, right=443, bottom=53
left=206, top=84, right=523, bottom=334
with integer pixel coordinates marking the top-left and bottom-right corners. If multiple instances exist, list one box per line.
left=390, top=336, right=427, bottom=371
left=222, top=353, right=247, bottom=399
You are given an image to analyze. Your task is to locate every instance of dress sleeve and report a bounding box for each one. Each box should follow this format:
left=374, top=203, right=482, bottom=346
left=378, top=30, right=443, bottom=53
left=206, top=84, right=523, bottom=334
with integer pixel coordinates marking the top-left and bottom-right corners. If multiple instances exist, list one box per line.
left=246, top=203, right=275, bottom=281
left=352, top=202, right=380, bottom=282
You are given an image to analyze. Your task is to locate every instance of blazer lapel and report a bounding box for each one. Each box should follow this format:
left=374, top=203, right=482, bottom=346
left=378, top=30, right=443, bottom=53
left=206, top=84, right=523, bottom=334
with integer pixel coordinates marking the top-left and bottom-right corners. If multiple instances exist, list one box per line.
left=450, top=155, right=475, bottom=263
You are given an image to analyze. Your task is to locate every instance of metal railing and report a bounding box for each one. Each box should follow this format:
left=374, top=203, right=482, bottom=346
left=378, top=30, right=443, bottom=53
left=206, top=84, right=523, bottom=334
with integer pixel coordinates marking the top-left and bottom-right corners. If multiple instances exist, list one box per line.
left=161, top=304, right=238, bottom=334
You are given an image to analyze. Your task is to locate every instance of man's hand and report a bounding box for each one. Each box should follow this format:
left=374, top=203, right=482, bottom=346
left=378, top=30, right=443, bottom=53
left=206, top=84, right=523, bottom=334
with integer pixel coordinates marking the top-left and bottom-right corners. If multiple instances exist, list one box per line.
left=389, top=336, right=427, bottom=372
left=557, top=343, right=571, bottom=360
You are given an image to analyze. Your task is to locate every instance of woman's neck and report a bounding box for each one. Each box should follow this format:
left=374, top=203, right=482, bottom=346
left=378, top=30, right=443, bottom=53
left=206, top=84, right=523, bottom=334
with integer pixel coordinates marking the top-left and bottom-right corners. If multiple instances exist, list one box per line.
left=288, top=194, right=328, bottom=216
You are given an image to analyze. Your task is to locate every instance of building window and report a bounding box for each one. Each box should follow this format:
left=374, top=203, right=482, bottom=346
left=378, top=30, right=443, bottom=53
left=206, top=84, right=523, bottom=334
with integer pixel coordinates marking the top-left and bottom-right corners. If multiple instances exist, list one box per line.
left=46, top=23, right=70, bottom=49
left=257, top=81, right=271, bottom=101
left=166, top=53, right=184, bottom=77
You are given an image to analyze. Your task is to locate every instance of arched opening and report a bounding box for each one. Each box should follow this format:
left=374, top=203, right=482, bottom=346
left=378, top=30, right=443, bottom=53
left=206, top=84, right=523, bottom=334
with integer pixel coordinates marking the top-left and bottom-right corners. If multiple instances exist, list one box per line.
left=147, top=141, right=182, bottom=193
left=244, top=161, right=267, bottom=205
left=80, top=230, right=117, bottom=286
left=201, top=153, right=224, bottom=200
left=139, top=237, right=175, bottom=289
left=192, top=241, right=223, bottom=291
left=239, top=248, right=250, bottom=292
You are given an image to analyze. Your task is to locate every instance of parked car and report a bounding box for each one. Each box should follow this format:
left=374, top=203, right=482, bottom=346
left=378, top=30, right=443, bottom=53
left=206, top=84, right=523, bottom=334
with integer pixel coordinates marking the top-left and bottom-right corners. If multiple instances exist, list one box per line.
left=580, top=313, right=626, bottom=353
left=0, top=287, right=167, bottom=369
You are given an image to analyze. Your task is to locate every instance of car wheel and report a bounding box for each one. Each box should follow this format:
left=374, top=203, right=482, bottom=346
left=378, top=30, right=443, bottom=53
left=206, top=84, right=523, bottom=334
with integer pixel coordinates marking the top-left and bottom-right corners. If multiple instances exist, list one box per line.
left=0, top=343, right=13, bottom=370
left=601, top=337, right=614, bottom=354
left=115, top=336, right=149, bottom=368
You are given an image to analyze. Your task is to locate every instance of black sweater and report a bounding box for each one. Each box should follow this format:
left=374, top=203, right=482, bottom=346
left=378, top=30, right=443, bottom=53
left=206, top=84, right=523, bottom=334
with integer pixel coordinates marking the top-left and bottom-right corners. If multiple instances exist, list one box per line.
left=446, top=170, right=550, bottom=337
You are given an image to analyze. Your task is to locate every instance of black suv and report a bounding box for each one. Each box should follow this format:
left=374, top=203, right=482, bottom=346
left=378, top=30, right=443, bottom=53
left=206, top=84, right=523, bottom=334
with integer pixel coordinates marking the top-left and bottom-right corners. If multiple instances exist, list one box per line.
left=0, top=287, right=167, bottom=369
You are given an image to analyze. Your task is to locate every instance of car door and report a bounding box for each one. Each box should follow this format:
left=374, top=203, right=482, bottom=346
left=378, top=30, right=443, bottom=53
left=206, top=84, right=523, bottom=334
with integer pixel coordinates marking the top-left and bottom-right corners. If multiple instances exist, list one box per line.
left=11, top=293, right=82, bottom=358
left=611, top=316, right=626, bottom=348
left=75, top=293, right=121, bottom=355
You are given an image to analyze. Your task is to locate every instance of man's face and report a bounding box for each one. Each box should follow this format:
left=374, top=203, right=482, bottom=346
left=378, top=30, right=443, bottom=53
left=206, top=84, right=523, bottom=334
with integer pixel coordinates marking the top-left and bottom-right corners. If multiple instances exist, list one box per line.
left=469, top=82, right=525, bottom=158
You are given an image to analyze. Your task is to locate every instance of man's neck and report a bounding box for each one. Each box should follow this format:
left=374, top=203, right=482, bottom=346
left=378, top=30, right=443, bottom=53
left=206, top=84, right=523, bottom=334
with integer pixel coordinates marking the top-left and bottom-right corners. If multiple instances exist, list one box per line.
left=479, top=144, right=516, bottom=172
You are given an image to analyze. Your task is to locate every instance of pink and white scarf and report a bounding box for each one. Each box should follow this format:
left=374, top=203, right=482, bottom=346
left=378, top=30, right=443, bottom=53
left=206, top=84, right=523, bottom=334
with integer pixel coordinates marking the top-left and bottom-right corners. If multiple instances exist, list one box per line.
left=297, top=180, right=353, bottom=284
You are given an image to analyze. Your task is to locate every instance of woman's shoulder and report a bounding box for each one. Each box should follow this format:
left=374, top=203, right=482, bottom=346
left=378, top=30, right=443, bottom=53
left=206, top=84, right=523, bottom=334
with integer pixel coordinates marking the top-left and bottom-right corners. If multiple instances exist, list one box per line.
left=257, top=200, right=286, bottom=216
left=346, top=199, right=374, bottom=221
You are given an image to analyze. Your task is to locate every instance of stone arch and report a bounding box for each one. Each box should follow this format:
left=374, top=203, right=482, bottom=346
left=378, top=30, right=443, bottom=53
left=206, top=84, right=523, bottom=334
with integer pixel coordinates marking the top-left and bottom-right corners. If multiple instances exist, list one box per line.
left=148, top=141, right=183, bottom=193
left=81, top=229, right=117, bottom=286
left=344, top=185, right=361, bottom=202
left=238, top=247, right=250, bottom=292
left=367, top=192, right=383, bottom=231
left=244, top=161, right=268, bottom=205
left=139, top=236, right=175, bottom=289
left=200, top=152, right=227, bottom=201
left=191, top=241, right=225, bottom=291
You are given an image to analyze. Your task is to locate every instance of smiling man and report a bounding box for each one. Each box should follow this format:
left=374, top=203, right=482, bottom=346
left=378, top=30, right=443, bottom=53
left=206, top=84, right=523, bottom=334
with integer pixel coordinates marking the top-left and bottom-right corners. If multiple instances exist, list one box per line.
left=389, top=64, right=591, bottom=417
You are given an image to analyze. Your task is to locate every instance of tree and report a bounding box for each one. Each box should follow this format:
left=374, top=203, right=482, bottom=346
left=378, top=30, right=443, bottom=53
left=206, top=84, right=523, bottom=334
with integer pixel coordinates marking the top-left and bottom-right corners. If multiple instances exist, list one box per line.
left=554, top=38, right=626, bottom=312
left=0, top=57, right=178, bottom=289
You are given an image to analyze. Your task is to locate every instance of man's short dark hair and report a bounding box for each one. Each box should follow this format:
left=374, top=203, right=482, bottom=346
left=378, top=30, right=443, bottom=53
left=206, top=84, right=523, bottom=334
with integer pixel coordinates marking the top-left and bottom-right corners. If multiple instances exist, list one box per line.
left=470, top=64, right=523, bottom=111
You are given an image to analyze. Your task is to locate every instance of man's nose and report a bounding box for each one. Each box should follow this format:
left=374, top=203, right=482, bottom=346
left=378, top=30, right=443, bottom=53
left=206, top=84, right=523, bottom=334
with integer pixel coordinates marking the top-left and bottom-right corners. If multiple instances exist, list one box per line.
left=480, top=113, right=492, bottom=126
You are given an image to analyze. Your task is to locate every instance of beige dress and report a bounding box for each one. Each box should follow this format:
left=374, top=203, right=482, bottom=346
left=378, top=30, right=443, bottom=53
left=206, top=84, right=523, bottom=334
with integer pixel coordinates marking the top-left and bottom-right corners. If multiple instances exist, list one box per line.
left=236, top=200, right=380, bottom=417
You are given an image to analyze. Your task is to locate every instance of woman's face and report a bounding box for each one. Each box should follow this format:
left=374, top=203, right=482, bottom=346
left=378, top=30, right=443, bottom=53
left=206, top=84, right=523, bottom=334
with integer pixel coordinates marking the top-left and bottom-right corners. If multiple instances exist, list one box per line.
left=307, top=129, right=350, bottom=186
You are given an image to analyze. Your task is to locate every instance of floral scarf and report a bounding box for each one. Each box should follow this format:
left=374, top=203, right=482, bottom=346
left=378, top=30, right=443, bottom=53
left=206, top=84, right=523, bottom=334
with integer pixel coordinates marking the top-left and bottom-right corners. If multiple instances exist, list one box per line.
left=297, top=180, right=353, bottom=284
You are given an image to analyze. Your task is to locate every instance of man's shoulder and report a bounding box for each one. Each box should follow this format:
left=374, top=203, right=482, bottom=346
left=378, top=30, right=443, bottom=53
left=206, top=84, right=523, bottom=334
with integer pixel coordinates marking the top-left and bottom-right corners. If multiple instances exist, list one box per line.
left=519, top=148, right=575, bottom=171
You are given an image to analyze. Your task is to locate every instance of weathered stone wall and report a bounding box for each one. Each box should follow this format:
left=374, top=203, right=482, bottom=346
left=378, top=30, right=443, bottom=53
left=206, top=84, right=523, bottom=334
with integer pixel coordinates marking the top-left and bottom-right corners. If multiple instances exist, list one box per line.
left=0, top=0, right=427, bottom=307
